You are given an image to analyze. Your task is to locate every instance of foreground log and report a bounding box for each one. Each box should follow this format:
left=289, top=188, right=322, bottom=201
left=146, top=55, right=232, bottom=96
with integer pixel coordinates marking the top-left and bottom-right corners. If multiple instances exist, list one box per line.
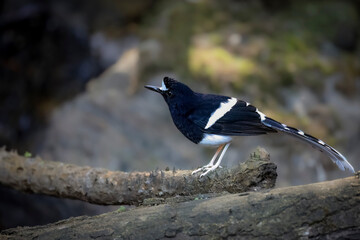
left=2, top=174, right=359, bottom=239
left=0, top=147, right=276, bottom=205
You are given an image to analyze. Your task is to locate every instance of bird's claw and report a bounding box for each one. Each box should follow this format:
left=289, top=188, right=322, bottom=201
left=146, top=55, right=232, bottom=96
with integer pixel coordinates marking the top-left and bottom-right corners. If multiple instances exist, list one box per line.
left=191, top=167, right=205, bottom=175
left=192, top=165, right=222, bottom=177
left=191, top=164, right=211, bottom=175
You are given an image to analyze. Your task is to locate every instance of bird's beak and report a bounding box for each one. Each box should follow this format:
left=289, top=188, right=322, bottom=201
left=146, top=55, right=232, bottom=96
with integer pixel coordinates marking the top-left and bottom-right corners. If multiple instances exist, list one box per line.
left=144, top=85, right=162, bottom=94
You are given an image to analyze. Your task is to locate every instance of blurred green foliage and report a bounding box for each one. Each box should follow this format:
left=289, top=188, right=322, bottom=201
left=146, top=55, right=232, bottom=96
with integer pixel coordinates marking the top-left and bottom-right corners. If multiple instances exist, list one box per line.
left=24, top=152, right=32, bottom=158
left=140, top=0, right=359, bottom=141
left=143, top=0, right=358, bottom=92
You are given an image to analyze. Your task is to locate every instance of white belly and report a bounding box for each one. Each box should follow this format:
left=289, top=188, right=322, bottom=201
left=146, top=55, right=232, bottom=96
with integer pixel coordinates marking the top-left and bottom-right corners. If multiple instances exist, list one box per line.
left=199, top=133, right=232, bottom=146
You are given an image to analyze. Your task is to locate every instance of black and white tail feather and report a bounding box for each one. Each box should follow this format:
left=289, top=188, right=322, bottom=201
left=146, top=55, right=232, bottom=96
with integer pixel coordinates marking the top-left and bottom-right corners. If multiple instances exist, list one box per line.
left=263, top=117, right=355, bottom=173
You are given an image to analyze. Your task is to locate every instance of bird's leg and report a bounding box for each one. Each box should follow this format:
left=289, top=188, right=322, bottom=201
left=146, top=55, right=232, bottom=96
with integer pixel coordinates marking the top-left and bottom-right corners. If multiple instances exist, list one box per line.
left=200, top=143, right=231, bottom=177
left=191, top=144, right=225, bottom=175
left=203, top=144, right=225, bottom=168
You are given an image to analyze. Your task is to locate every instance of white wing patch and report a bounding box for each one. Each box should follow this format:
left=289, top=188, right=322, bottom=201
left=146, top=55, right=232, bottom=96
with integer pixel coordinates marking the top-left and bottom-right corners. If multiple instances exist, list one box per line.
left=205, top=97, right=237, bottom=129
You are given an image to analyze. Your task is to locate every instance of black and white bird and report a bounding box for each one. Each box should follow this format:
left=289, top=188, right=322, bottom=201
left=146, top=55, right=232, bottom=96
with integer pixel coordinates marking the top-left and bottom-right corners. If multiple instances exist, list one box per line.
left=145, top=77, right=355, bottom=177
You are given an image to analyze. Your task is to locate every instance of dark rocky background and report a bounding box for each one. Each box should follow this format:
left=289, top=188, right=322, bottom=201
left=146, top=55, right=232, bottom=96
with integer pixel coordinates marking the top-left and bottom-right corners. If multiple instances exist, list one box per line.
left=0, top=0, right=359, bottom=230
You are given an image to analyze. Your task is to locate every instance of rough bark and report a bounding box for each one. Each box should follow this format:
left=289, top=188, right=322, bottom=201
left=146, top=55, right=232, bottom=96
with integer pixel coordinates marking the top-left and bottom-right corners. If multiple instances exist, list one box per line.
left=0, top=147, right=276, bottom=205
left=2, top=174, right=359, bottom=239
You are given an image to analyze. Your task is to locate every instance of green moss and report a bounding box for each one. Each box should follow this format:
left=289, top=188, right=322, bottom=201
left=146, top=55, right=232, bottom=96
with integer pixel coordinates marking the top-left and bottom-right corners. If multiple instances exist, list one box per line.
left=24, top=151, right=32, bottom=158
left=188, top=46, right=256, bottom=88
left=116, top=206, right=127, bottom=213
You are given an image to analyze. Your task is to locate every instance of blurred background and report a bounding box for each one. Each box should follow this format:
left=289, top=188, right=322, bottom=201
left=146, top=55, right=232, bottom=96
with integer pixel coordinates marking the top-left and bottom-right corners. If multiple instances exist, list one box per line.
left=0, top=0, right=359, bottom=230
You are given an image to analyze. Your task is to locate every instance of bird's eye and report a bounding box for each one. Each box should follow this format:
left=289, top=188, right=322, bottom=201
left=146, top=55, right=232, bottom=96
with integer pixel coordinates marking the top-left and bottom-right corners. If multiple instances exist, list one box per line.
left=166, top=91, right=173, bottom=97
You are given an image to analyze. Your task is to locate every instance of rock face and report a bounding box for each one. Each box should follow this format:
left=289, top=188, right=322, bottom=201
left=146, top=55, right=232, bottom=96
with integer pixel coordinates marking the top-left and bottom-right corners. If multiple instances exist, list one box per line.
left=38, top=49, right=209, bottom=172
left=0, top=0, right=155, bottom=152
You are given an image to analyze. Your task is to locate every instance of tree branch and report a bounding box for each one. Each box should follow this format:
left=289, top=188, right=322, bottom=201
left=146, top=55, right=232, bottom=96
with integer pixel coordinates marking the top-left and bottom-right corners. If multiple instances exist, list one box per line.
left=0, top=147, right=277, bottom=205
left=2, top=174, right=359, bottom=239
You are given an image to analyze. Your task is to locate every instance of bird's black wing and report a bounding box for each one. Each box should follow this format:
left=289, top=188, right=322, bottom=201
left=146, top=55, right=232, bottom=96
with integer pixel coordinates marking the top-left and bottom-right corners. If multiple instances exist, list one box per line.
left=187, top=97, right=276, bottom=136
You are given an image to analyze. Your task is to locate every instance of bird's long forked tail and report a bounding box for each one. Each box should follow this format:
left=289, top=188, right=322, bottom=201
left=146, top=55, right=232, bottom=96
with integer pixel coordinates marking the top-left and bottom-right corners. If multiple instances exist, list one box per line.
left=262, top=117, right=355, bottom=173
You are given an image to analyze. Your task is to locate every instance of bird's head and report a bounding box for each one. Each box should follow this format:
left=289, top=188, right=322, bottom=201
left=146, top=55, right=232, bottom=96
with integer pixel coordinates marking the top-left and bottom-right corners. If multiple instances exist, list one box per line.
left=145, top=77, right=194, bottom=105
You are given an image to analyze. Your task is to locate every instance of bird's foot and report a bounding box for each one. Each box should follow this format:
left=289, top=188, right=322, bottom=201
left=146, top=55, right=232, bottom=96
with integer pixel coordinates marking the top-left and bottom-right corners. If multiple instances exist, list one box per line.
left=191, top=164, right=222, bottom=177
left=191, top=165, right=211, bottom=175
left=199, top=165, right=221, bottom=177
